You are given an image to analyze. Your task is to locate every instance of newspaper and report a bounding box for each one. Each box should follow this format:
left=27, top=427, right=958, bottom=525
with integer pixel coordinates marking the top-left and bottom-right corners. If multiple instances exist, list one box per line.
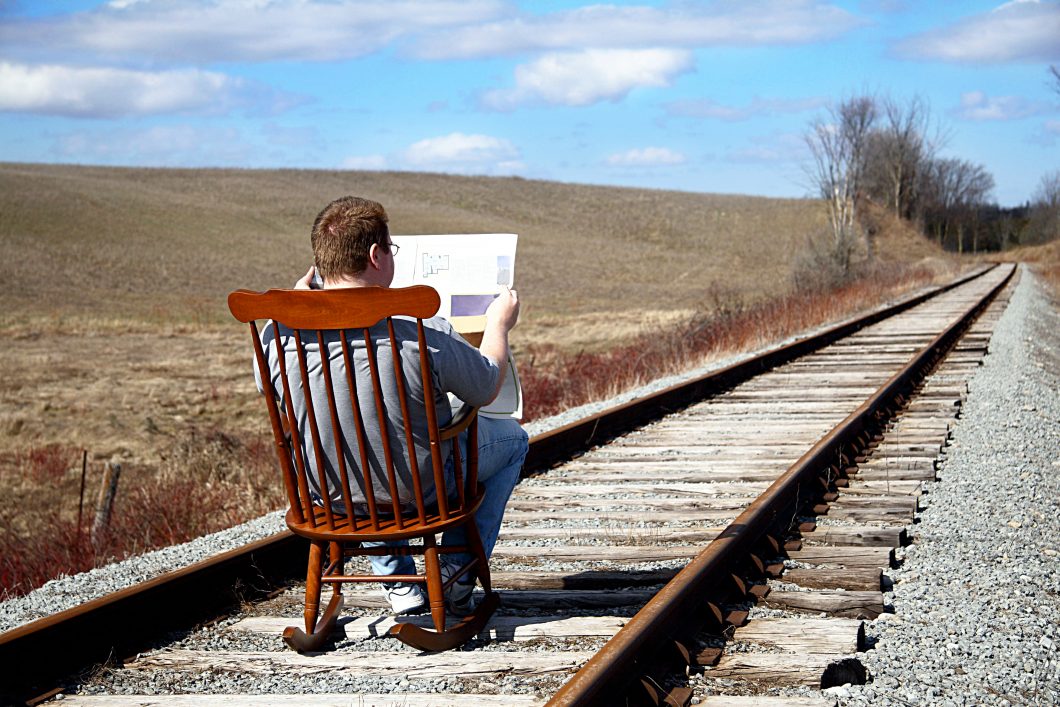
left=392, top=233, right=522, bottom=419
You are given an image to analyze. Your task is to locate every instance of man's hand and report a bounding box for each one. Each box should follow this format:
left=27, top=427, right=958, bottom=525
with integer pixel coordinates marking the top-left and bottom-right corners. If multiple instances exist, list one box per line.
left=485, top=286, right=520, bottom=332
left=478, top=286, right=520, bottom=402
left=294, top=265, right=316, bottom=290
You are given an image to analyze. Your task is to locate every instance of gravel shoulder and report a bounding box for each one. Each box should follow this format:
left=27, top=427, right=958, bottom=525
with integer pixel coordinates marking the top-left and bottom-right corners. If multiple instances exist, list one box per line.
left=839, top=267, right=1060, bottom=706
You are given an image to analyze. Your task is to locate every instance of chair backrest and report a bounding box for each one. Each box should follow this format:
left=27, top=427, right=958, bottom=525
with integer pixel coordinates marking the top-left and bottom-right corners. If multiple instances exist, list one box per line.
left=228, top=285, right=475, bottom=534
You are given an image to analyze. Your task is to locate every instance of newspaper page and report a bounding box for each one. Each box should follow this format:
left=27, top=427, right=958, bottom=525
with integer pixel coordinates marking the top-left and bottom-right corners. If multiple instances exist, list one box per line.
left=391, top=233, right=522, bottom=420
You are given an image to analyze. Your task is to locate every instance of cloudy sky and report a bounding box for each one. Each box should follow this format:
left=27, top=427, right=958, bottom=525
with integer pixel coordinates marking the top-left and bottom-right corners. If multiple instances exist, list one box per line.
left=1, top=0, right=1057, bottom=205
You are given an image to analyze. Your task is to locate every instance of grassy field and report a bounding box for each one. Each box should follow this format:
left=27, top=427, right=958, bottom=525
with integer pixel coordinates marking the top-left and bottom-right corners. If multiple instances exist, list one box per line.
left=1, top=163, right=824, bottom=330
left=0, top=162, right=963, bottom=596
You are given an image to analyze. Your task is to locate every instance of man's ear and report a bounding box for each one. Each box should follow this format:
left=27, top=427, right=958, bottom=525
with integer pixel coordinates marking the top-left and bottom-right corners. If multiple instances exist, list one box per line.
left=367, top=242, right=383, bottom=270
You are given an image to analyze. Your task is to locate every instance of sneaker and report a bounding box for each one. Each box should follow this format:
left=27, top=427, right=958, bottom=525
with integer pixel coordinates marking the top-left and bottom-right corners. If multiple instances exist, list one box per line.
left=382, top=583, right=427, bottom=615
left=440, top=560, right=477, bottom=615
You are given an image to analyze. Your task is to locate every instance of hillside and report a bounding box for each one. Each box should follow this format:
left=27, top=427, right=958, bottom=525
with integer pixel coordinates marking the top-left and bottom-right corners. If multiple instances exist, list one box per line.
left=0, top=160, right=963, bottom=466
left=0, top=162, right=840, bottom=346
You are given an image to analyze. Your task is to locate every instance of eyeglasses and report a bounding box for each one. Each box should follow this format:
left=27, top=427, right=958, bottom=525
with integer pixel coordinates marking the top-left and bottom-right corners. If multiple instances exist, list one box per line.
left=386, top=242, right=400, bottom=256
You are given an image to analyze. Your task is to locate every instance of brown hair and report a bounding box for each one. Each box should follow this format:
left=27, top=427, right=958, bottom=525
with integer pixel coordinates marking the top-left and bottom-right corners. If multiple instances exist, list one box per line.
left=310, top=196, right=389, bottom=279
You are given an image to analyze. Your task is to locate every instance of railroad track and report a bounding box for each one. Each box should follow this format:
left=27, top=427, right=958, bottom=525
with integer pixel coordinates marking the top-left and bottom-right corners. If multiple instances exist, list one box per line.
left=1, top=263, right=1016, bottom=706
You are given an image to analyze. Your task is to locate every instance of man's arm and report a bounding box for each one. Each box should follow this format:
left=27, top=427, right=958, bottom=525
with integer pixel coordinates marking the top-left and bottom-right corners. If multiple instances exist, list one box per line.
left=477, top=286, right=520, bottom=403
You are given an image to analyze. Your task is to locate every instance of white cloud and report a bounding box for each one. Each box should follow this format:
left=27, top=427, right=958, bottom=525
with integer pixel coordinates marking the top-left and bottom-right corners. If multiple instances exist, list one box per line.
left=726, top=132, right=808, bottom=163
left=482, top=49, right=693, bottom=110
left=0, top=0, right=507, bottom=64
left=341, top=155, right=387, bottom=170
left=606, top=147, right=687, bottom=166
left=415, top=1, right=865, bottom=59
left=666, top=96, right=828, bottom=121
left=402, top=132, right=523, bottom=175
left=954, top=90, right=1051, bottom=121
left=894, top=0, right=1060, bottom=63
left=53, top=125, right=255, bottom=165
left=0, top=61, right=250, bottom=118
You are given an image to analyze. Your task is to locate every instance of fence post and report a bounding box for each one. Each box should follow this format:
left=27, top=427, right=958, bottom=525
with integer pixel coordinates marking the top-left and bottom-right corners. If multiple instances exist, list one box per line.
left=91, top=462, right=121, bottom=550
left=77, top=450, right=88, bottom=544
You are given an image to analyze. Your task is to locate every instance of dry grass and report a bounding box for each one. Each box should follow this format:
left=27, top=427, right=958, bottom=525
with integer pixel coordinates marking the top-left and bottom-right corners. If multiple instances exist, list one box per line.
left=520, top=260, right=949, bottom=419
left=0, top=162, right=966, bottom=596
left=995, top=239, right=1060, bottom=299
left=0, top=432, right=281, bottom=597
left=0, top=162, right=828, bottom=327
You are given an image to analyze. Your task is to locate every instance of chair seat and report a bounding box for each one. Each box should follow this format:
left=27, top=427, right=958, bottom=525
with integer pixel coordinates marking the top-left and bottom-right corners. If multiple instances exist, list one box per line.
left=286, top=490, right=485, bottom=542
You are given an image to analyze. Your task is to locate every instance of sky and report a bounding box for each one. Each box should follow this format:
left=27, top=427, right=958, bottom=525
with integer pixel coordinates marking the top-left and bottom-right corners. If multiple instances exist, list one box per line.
left=0, top=0, right=1057, bottom=206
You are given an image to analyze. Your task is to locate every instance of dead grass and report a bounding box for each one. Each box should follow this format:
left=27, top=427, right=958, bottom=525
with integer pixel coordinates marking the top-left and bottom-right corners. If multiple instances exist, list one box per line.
left=0, top=432, right=282, bottom=597
left=520, top=260, right=949, bottom=419
left=0, top=162, right=968, bottom=597
left=0, top=162, right=827, bottom=328
left=995, top=239, right=1060, bottom=300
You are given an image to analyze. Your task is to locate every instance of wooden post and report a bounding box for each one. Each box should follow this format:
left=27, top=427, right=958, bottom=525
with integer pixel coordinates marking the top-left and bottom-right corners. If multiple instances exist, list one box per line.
left=77, top=450, right=88, bottom=544
left=91, top=462, right=121, bottom=549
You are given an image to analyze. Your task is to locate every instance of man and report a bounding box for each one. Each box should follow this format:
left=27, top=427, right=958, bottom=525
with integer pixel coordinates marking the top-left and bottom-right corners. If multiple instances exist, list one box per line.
left=260, top=195, right=527, bottom=615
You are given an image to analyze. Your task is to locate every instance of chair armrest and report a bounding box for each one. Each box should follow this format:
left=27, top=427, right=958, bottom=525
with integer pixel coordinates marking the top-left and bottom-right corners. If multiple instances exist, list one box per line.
left=439, top=403, right=478, bottom=441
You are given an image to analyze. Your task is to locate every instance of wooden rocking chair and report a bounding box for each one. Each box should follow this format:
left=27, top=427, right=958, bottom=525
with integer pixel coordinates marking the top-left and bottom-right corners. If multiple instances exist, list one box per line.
left=228, top=284, right=499, bottom=652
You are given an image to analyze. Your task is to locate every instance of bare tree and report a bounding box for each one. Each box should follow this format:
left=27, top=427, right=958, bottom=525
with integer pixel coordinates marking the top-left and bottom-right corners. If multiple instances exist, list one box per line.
left=868, top=96, right=945, bottom=219
left=919, top=158, right=995, bottom=252
left=948, top=161, right=993, bottom=253
left=920, top=158, right=962, bottom=246
left=962, top=164, right=994, bottom=253
left=1027, top=170, right=1060, bottom=245
left=804, top=95, right=878, bottom=275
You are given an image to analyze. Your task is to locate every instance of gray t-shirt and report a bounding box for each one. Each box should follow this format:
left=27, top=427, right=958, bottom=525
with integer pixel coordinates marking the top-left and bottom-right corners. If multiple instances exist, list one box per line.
left=256, top=315, right=499, bottom=513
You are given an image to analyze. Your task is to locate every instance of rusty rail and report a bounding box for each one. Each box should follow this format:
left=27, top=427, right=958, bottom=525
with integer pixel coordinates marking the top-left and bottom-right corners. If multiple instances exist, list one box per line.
left=0, top=264, right=999, bottom=704
left=523, top=264, right=994, bottom=471
left=546, top=263, right=1015, bottom=706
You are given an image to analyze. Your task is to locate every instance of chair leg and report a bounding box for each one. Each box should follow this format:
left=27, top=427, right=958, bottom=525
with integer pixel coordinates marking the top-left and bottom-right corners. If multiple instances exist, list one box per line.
left=389, top=590, right=499, bottom=652
left=389, top=520, right=500, bottom=652
left=303, top=540, right=324, bottom=633
left=422, top=536, right=447, bottom=634
left=282, top=540, right=345, bottom=653
left=328, top=540, right=345, bottom=593
left=464, top=518, right=492, bottom=594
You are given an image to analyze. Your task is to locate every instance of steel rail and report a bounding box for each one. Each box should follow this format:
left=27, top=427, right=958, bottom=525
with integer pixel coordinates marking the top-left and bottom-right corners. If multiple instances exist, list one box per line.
left=523, top=265, right=993, bottom=471
left=0, top=264, right=998, bottom=704
left=546, top=263, right=1016, bottom=706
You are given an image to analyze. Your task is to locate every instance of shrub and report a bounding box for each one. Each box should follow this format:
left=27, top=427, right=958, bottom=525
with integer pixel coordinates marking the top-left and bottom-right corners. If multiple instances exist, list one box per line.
left=520, top=262, right=936, bottom=421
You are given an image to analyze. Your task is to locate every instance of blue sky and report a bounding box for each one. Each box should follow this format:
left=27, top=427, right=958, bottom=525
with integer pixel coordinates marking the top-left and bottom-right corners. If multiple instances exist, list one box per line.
left=1, top=0, right=1057, bottom=206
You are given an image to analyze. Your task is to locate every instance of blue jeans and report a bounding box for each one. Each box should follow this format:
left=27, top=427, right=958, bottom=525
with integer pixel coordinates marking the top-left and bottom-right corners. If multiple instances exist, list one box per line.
left=366, top=416, right=527, bottom=583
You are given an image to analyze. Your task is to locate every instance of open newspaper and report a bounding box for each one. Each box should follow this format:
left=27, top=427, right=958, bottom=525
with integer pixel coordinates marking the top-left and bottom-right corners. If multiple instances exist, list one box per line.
left=391, top=233, right=522, bottom=420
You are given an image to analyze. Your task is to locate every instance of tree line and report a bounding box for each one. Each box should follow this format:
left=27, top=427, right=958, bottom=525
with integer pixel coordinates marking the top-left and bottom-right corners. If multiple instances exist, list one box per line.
left=804, top=92, right=1059, bottom=274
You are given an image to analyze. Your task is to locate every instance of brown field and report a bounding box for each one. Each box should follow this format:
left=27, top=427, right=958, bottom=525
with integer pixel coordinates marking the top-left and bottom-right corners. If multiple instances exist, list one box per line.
left=0, top=162, right=963, bottom=595
left=997, top=239, right=1060, bottom=299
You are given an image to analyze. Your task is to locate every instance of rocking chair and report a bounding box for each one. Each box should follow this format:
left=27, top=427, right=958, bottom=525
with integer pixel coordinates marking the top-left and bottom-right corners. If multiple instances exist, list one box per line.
left=228, top=284, right=499, bottom=652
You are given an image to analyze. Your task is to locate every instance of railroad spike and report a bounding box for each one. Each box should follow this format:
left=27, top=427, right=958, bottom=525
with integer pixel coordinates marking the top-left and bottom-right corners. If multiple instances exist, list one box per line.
left=695, top=646, right=723, bottom=667
left=748, top=582, right=772, bottom=598
left=664, top=686, right=694, bottom=707
left=724, top=609, right=749, bottom=627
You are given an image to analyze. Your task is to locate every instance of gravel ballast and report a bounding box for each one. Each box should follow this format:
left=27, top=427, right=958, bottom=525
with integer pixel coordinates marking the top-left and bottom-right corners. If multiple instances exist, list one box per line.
left=838, top=268, right=1060, bottom=706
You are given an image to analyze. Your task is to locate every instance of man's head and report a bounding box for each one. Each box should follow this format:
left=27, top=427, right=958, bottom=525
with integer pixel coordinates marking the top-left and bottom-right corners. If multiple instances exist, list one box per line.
left=310, top=196, right=391, bottom=282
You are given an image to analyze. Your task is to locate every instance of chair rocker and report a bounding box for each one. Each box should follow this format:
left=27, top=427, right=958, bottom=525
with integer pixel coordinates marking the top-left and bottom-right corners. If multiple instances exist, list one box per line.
left=228, top=284, right=499, bottom=652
